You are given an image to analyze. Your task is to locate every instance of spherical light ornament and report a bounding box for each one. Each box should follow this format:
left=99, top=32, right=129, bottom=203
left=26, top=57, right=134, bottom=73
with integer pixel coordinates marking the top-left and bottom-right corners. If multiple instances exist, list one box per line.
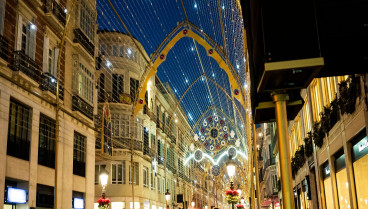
left=191, top=201, right=195, bottom=207
left=201, top=136, right=205, bottom=142
left=194, top=150, right=203, bottom=162
left=139, top=99, right=144, bottom=104
left=183, top=29, right=188, bottom=35
left=210, top=145, right=214, bottom=151
left=212, top=165, right=220, bottom=176
left=99, top=169, right=109, bottom=187
left=160, top=54, right=165, bottom=60
left=165, top=189, right=171, bottom=201
left=226, top=163, right=236, bottom=178
left=228, top=147, right=237, bottom=158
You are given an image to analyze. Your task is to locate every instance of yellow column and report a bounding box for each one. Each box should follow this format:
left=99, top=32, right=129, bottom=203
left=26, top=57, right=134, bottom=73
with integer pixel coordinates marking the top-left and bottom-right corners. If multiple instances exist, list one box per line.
left=328, top=156, right=339, bottom=209
left=272, top=93, right=295, bottom=209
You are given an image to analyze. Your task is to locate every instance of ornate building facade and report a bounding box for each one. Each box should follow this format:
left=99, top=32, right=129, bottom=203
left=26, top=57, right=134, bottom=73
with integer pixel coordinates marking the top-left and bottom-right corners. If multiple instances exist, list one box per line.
left=0, top=0, right=97, bottom=208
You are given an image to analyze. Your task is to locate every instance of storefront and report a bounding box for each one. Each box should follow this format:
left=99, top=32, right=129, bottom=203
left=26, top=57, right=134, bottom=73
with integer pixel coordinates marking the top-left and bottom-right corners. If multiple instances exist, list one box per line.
left=351, top=130, right=368, bottom=209
left=322, top=162, right=334, bottom=209
left=4, top=180, right=28, bottom=209
left=334, top=150, right=350, bottom=209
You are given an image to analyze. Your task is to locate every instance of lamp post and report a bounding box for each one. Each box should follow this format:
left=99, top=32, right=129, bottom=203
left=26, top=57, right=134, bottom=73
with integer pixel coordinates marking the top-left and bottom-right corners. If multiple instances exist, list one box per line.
left=227, top=162, right=236, bottom=209
left=99, top=168, right=109, bottom=196
left=165, top=189, right=171, bottom=209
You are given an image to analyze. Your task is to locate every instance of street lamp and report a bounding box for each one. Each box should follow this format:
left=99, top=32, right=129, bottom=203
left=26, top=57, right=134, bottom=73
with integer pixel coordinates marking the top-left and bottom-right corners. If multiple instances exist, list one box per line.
left=165, top=189, right=171, bottom=209
left=191, top=201, right=195, bottom=208
left=226, top=162, right=236, bottom=179
left=99, top=168, right=109, bottom=195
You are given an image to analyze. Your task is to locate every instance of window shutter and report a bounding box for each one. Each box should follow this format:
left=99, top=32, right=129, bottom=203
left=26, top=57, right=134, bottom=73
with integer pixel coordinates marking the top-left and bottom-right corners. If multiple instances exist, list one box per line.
left=16, top=15, right=23, bottom=51
left=42, top=36, right=49, bottom=72
left=0, top=0, right=5, bottom=35
left=134, top=162, right=139, bottom=185
left=29, top=25, right=36, bottom=60
left=53, top=48, right=60, bottom=77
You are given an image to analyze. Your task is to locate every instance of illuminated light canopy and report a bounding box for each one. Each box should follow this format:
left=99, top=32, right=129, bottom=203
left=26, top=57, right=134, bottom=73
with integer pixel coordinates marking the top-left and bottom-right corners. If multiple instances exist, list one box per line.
left=184, top=147, right=247, bottom=166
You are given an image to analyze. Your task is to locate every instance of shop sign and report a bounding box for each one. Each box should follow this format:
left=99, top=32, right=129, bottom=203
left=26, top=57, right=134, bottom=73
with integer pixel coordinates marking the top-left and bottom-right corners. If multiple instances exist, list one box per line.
left=6, top=188, right=27, bottom=204
left=358, top=137, right=368, bottom=152
left=74, top=198, right=84, bottom=209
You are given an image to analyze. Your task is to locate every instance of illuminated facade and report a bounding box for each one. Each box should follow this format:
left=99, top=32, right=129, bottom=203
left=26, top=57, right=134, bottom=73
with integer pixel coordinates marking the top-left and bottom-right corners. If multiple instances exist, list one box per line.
left=0, top=0, right=97, bottom=208
left=273, top=75, right=368, bottom=209
left=94, top=31, right=226, bottom=209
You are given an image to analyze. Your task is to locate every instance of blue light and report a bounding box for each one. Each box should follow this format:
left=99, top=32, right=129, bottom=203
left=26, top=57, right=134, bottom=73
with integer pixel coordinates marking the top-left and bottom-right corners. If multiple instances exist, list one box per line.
left=212, top=73, right=215, bottom=77
left=185, top=79, right=189, bottom=83
left=7, top=188, right=27, bottom=204
left=222, top=5, right=225, bottom=10
left=191, top=47, right=194, bottom=51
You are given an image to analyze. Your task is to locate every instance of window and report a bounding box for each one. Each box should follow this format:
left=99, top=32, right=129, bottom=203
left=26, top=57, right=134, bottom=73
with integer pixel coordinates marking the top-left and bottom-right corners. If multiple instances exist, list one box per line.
left=129, top=162, right=139, bottom=185
left=143, top=127, right=149, bottom=155
left=111, top=114, right=129, bottom=139
left=7, top=99, right=32, bottom=160
left=38, top=114, right=56, bottom=168
left=0, top=0, right=5, bottom=34
left=150, top=171, right=155, bottom=190
left=112, top=74, right=124, bottom=102
left=130, top=78, right=139, bottom=102
left=43, top=36, right=59, bottom=76
left=95, top=164, right=106, bottom=184
left=310, top=79, right=322, bottom=122
left=100, top=44, right=106, bottom=55
left=73, top=62, right=94, bottom=104
left=112, top=161, right=125, bottom=184
left=73, top=132, right=86, bottom=177
left=143, top=166, right=148, bottom=187
left=120, top=46, right=125, bottom=57
left=113, top=45, right=118, bottom=56
left=17, top=15, right=36, bottom=59
left=157, top=175, right=161, bottom=192
left=80, top=0, right=95, bottom=41
left=133, top=118, right=143, bottom=141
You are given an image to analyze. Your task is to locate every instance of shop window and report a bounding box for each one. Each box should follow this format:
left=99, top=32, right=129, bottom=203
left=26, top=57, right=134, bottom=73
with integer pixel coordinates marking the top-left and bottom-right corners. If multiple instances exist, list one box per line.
left=334, top=150, right=350, bottom=208
left=73, top=131, right=86, bottom=177
left=351, top=131, right=368, bottom=209
left=37, top=184, right=54, bottom=208
left=322, top=162, right=334, bottom=209
left=38, top=114, right=56, bottom=168
left=112, top=161, right=125, bottom=184
left=7, top=99, right=32, bottom=161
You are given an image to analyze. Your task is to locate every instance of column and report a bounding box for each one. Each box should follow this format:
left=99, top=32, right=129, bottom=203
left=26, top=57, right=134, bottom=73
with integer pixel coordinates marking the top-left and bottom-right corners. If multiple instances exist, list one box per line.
left=0, top=90, right=10, bottom=208
left=273, top=93, right=295, bottom=209
left=28, top=109, right=40, bottom=208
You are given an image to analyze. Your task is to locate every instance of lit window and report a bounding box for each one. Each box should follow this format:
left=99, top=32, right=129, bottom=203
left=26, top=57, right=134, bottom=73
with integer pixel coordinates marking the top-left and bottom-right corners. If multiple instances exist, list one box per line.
left=112, top=162, right=125, bottom=184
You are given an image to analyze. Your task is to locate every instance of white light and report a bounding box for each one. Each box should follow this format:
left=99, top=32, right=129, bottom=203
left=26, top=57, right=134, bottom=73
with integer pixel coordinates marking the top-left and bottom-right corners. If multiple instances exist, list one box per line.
left=226, top=163, right=236, bottom=178
left=100, top=173, right=108, bottom=186
left=222, top=5, right=225, bottom=10
left=244, top=83, right=248, bottom=89
left=191, top=201, right=195, bottom=207
left=136, top=118, right=139, bottom=122
left=237, top=64, right=240, bottom=69
left=212, top=73, right=215, bottom=77
left=51, top=78, right=56, bottom=83
left=148, top=81, right=152, bottom=86
left=106, top=60, right=112, bottom=67
left=30, top=23, right=37, bottom=30
left=259, top=132, right=262, bottom=137
left=194, top=3, right=197, bottom=8
left=127, top=49, right=132, bottom=55
left=205, top=206, right=208, bottom=209
left=191, top=47, right=194, bottom=51
left=74, top=198, right=84, bottom=209
left=7, top=188, right=27, bottom=204
left=186, top=79, right=189, bottom=83
left=64, top=8, right=68, bottom=13
left=175, top=119, right=178, bottom=123
left=240, top=198, right=245, bottom=204
left=237, top=189, right=242, bottom=197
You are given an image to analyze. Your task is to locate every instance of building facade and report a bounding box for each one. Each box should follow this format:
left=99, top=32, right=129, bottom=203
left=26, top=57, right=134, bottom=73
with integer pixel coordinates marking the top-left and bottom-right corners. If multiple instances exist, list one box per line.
left=0, top=0, right=97, bottom=208
left=94, top=31, right=225, bottom=209
left=272, top=74, right=368, bottom=209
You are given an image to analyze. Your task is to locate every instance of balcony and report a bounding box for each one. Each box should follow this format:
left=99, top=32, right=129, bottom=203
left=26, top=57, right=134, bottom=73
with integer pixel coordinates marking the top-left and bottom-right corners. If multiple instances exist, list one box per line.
left=40, top=72, right=64, bottom=101
left=73, top=29, right=95, bottom=58
left=12, top=51, right=42, bottom=87
left=72, top=95, right=93, bottom=120
left=43, top=0, right=66, bottom=31
left=0, top=34, right=9, bottom=64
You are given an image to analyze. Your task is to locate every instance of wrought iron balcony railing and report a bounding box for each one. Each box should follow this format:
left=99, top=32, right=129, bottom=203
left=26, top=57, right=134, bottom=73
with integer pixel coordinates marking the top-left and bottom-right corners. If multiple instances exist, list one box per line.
left=73, top=29, right=95, bottom=57
left=40, top=72, right=64, bottom=99
left=13, top=51, right=42, bottom=83
left=0, top=34, right=9, bottom=61
left=43, top=0, right=66, bottom=25
left=72, top=95, right=94, bottom=119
